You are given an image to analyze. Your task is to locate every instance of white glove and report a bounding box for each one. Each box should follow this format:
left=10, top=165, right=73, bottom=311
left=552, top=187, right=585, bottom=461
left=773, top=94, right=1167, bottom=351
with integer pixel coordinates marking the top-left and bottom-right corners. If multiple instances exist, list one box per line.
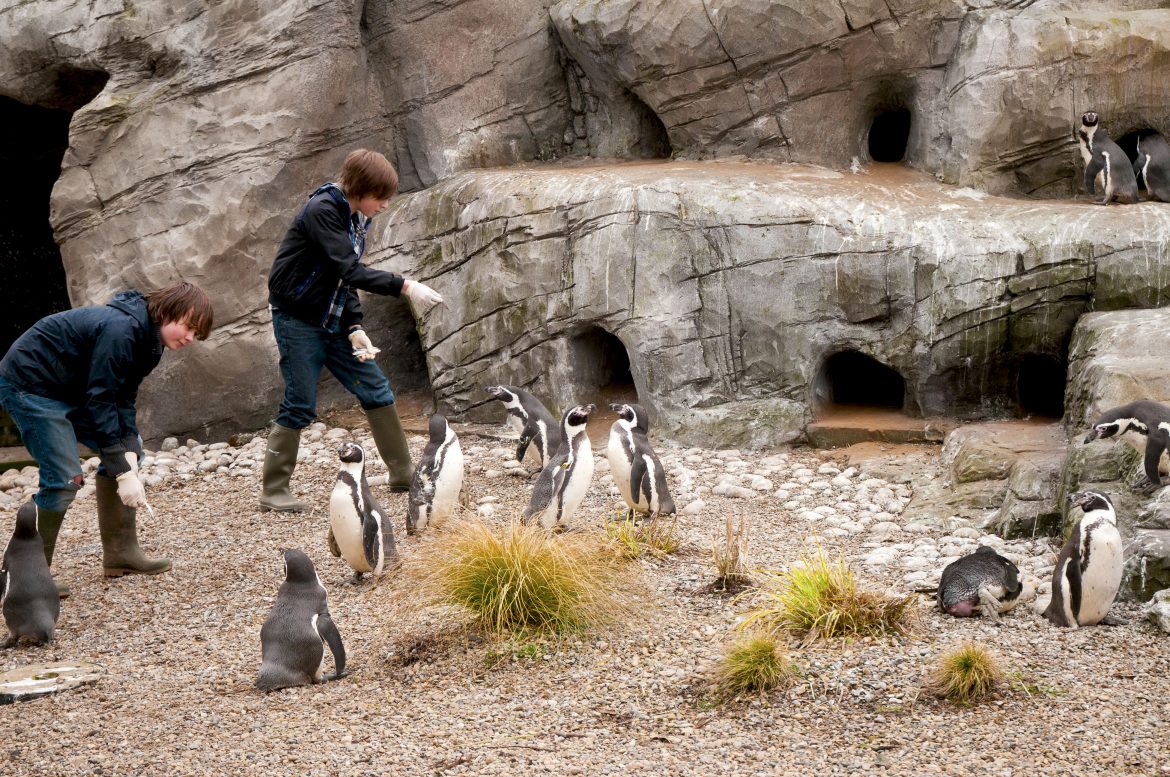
left=116, top=470, right=149, bottom=509
left=125, top=451, right=139, bottom=474
left=348, top=329, right=381, bottom=362
left=404, top=280, right=443, bottom=312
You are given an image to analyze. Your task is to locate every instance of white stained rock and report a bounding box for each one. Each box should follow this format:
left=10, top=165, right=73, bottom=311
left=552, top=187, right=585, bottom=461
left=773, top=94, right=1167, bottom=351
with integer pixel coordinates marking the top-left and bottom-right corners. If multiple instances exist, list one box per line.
left=830, top=475, right=852, bottom=489
left=681, top=499, right=705, bottom=515
left=160, top=437, right=179, bottom=451
left=900, top=556, right=931, bottom=571
left=749, top=476, right=774, bottom=491
left=1144, top=590, right=1170, bottom=633
left=477, top=504, right=496, bottom=518
left=863, top=547, right=899, bottom=567
left=713, top=482, right=756, bottom=499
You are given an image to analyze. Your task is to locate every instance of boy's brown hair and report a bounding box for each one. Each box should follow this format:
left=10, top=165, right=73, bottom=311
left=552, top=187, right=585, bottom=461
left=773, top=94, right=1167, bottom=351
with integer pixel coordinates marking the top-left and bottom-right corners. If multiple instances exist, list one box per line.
left=338, top=149, right=399, bottom=201
left=147, top=281, right=214, bottom=339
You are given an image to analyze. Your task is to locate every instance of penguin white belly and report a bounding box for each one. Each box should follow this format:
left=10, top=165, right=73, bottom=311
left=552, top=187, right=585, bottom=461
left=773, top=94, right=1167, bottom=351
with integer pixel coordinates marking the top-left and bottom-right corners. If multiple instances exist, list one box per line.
left=559, top=444, right=595, bottom=525
left=329, top=485, right=372, bottom=573
left=1078, top=528, right=1123, bottom=625
left=431, top=442, right=465, bottom=522
left=607, top=431, right=634, bottom=509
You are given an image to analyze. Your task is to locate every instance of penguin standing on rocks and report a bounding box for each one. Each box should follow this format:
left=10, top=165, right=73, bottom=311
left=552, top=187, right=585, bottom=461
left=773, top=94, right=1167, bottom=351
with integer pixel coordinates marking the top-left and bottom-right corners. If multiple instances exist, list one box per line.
left=1, top=503, right=60, bottom=647
left=1078, top=111, right=1139, bottom=205
left=485, top=385, right=562, bottom=468
left=522, top=404, right=596, bottom=530
left=407, top=415, right=464, bottom=534
left=1083, top=400, right=1170, bottom=493
left=257, top=549, right=348, bottom=691
left=328, top=442, right=397, bottom=582
left=1133, top=132, right=1170, bottom=202
left=1042, top=491, right=1124, bottom=628
left=606, top=403, right=676, bottom=521
left=936, top=545, right=1032, bottom=621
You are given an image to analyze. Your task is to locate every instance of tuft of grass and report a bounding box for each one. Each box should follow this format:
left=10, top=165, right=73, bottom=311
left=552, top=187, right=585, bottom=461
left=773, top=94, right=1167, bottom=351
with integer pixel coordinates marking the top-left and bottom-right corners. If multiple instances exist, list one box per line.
left=604, top=513, right=681, bottom=560
left=413, top=519, right=637, bottom=636
left=925, top=642, right=1005, bottom=704
left=711, top=514, right=752, bottom=592
left=738, top=548, right=915, bottom=644
left=712, top=632, right=797, bottom=701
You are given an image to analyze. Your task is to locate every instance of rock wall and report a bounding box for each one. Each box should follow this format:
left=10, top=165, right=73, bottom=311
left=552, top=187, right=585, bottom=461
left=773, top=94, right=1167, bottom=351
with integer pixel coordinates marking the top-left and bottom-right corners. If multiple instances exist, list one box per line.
left=2, top=0, right=1170, bottom=443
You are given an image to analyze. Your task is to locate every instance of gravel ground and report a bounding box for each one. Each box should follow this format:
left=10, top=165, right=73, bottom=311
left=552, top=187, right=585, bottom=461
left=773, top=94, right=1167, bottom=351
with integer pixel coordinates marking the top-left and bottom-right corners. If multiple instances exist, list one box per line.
left=2, top=411, right=1169, bottom=777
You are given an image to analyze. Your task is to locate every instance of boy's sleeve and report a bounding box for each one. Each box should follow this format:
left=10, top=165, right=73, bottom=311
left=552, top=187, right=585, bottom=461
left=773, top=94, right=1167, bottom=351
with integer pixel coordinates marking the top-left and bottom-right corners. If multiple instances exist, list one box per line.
left=303, top=199, right=405, bottom=297
left=85, top=321, right=138, bottom=478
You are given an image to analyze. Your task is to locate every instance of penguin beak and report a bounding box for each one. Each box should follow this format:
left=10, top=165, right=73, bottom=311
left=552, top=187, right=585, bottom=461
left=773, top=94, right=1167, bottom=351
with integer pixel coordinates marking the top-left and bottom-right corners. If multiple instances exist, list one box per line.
left=1082, top=429, right=1099, bottom=444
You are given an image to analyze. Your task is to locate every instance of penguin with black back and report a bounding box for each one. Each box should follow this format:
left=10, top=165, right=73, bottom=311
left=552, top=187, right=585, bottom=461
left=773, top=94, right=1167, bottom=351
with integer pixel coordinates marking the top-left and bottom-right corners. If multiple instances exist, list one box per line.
left=328, top=442, right=397, bottom=582
left=256, top=548, right=348, bottom=691
left=606, top=402, right=676, bottom=521
left=522, top=404, right=596, bottom=530
left=1042, top=491, right=1125, bottom=628
left=485, top=385, right=562, bottom=468
left=407, top=414, right=464, bottom=534
left=1133, top=132, right=1170, bottom=202
left=1083, top=400, right=1170, bottom=493
left=1, top=503, right=60, bottom=647
left=1078, top=111, right=1139, bottom=205
left=936, top=545, right=1031, bottom=621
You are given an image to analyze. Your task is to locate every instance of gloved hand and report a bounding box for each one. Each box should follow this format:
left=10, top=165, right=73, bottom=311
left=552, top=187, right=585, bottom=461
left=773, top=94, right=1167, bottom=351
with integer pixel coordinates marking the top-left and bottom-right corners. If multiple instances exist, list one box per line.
left=404, top=280, right=443, bottom=312
left=116, top=469, right=149, bottom=509
left=125, top=450, right=140, bottom=474
left=348, top=329, right=381, bottom=362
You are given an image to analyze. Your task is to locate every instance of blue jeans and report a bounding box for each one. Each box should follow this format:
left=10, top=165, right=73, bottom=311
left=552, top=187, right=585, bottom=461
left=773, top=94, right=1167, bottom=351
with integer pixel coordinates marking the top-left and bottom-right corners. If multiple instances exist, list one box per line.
left=0, top=376, right=127, bottom=513
left=272, top=308, right=395, bottom=429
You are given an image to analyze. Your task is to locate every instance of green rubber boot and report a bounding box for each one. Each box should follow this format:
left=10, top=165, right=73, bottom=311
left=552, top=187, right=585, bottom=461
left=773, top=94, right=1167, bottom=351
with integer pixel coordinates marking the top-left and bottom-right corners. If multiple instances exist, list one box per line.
left=95, top=475, right=171, bottom=577
left=367, top=404, right=413, bottom=490
left=32, top=503, right=70, bottom=599
left=259, top=423, right=309, bottom=512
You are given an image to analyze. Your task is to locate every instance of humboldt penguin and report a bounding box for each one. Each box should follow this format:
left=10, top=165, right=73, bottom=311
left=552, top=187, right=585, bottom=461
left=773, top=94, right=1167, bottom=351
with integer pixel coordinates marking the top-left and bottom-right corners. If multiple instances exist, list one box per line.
left=328, top=442, right=397, bottom=581
left=522, top=404, right=596, bottom=530
left=1043, top=491, right=1124, bottom=628
left=1, top=503, right=60, bottom=647
left=407, top=415, right=464, bottom=534
left=936, top=545, right=1031, bottom=621
left=485, top=385, right=562, bottom=467
left=1083, top=400, right=1170, bottom=493
left=605, top=402, right=676, bottom=521
left=1078, top=111, right=1139, bottom=205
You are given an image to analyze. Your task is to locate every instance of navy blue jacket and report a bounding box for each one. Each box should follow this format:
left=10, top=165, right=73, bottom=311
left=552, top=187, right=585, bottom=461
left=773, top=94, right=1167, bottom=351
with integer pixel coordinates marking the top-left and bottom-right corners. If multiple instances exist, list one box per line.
left=0, top=291, right=161, bottom=477
left=267, top=183, right=405, bottom=333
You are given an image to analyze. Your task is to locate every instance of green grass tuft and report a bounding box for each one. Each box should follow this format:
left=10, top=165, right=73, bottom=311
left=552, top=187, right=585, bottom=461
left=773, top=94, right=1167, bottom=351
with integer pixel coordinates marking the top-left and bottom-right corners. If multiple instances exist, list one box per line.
left=926, top=642, right=1005, bottom=704
left=712, top=632, right=797, bottom=700
left=414, top=519, right=637, bottom=636
left=604, top=513, right=681, bottom=560
left=738, top=548, right=915, bottom=643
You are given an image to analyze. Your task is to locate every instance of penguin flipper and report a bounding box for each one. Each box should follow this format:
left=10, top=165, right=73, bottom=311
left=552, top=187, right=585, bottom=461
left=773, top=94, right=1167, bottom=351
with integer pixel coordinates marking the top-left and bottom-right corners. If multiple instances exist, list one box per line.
left=1143, top=431, right=1168, bottom=487
left=1085, top=157, right=1103, bottom=195
left=515, top=434, right=533, bottom=464
left=630, top=455, right=650, bottom=511
left=316, top=612, right=347, bottom=681
left=523, top=459, right=560, bottom=521
left=327, top=526, right=341, bottom=558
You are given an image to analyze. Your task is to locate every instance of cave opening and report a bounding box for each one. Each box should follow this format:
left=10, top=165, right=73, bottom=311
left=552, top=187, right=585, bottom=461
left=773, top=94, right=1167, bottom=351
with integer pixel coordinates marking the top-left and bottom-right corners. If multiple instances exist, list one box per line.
left=1016, top=355, right=1066, bottom=419
left=570, top=325, right=637, bottom=406
left=868, top=108, right=911, bottom=163
left=817, top=350, right=905, bottom=411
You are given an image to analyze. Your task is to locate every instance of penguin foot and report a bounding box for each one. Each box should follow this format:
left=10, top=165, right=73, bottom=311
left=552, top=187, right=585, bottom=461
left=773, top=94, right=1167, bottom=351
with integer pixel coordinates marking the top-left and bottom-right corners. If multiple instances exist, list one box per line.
left=1134, top=476, right=1161, bottom=495
left=1098, top=614, right=1129, bottom=627
left=327, top=669, right=352, bottom=682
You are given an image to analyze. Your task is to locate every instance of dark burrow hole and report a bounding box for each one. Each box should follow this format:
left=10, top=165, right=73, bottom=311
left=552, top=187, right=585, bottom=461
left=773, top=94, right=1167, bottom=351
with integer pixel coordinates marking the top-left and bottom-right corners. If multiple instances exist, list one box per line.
left=1, top=68, right=110, bottom=446
left=817, top=350, right=905, bottom=411
left=627, top=88, right=672, bottom=160
left=570, top=326, right=637, bottom=406
left=868, top=108, right=911, bottom=163
left=1016, top=355, right=1066, bottom=419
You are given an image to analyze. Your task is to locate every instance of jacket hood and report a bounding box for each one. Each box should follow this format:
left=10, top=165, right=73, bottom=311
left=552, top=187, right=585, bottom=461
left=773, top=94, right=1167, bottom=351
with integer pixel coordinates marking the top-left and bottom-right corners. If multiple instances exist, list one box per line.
left=107, top=290, right=150, bottom=326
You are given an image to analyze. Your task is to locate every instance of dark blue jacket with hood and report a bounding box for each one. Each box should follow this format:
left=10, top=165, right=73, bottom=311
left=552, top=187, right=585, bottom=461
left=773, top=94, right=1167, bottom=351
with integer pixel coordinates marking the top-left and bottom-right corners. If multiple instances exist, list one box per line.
left=0, top=290, right=162, bottom=476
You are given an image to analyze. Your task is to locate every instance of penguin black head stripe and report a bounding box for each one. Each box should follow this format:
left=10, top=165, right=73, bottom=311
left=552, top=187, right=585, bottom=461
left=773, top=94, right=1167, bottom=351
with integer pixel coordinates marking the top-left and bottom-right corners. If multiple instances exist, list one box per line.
left=1067, top=490, right=1113, bottom=517
left=609, top=402, right=649, bottom=434
left=1081, top=111, right=1099, bottom=128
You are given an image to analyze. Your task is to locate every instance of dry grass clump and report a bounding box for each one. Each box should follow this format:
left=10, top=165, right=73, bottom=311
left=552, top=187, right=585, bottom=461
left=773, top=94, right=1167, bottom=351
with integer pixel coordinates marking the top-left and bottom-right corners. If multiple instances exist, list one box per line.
left=604, top=513, right=681, bottom=560
left=412, top=519, right=638, bottom=636
left=739, top=549, right=915, bottom=644
left=925, top=642, right=1005, bottom=704
left=710, top=514, right=752, bottom=592
left=712, top=632, right=797, bottom=701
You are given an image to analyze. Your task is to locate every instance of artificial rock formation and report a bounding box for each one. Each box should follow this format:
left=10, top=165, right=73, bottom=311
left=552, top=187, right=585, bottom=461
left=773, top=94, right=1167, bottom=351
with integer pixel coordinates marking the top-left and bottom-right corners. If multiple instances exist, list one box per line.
left=1, top=0, right=1170, bottom=445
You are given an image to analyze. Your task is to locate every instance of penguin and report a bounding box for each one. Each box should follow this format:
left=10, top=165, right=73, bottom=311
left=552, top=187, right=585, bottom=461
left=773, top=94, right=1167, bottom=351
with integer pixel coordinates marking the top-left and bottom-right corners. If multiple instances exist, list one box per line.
left=1133, top=132, right=1170, bottom=202
left=1083, top=400, right=1170, bottom=493
left=327, top=442, right=397, bottom=582
left=1077, top=111, right=1139, bottom=205
left=522, top=404, right=596, bottom=530
left=256, top=548, right=348, bottom=691
left=485, top=385, right=562, bottom=468
left=606, top=403, right=676, bottom=521
left=1, top=503, right=60, bottom=648
left=1042, top=491, right=1124, bottom=628
left=407, top=414, right=464, bottom=534
left=936, top=545, right=1032, bottom=621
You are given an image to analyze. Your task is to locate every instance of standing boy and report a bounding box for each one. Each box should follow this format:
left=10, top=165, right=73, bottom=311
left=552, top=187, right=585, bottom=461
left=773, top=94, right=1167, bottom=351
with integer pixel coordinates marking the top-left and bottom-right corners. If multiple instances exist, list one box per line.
left=262, top=149, right=443, bottom=512
left=0, top=281, right=214, bottom=591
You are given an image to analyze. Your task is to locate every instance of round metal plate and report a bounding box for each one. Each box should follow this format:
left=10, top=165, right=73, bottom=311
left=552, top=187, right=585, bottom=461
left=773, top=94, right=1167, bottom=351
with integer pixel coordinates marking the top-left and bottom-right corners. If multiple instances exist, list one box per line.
left=0, top=661, right=105, bottom=704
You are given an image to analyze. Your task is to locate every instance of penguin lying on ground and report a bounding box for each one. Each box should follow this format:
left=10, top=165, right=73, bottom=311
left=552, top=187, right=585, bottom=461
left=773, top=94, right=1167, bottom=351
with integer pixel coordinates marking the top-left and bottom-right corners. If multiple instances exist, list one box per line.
left=256, top=549, right=348, bottom=691
left=407, top=415, right=464, bottom=534
left=1078, top=111, right=1139, bottom=205
left=1133, top=132, right=1170, bottom=202
left=1083, top=400, right=1170, bottom=493
left=1, top=503, right=60, bottom=647
left=606, top=403, right=676, bottom=521
left=485, top=385, right=562, bottom=468
left=522, top=404, right=596, bottom=530
left=936, top=545, right=1033, bottom=621
left=328, top=443, right=397, bottom=582
left=1042, top=491, right=1125, bottom=628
